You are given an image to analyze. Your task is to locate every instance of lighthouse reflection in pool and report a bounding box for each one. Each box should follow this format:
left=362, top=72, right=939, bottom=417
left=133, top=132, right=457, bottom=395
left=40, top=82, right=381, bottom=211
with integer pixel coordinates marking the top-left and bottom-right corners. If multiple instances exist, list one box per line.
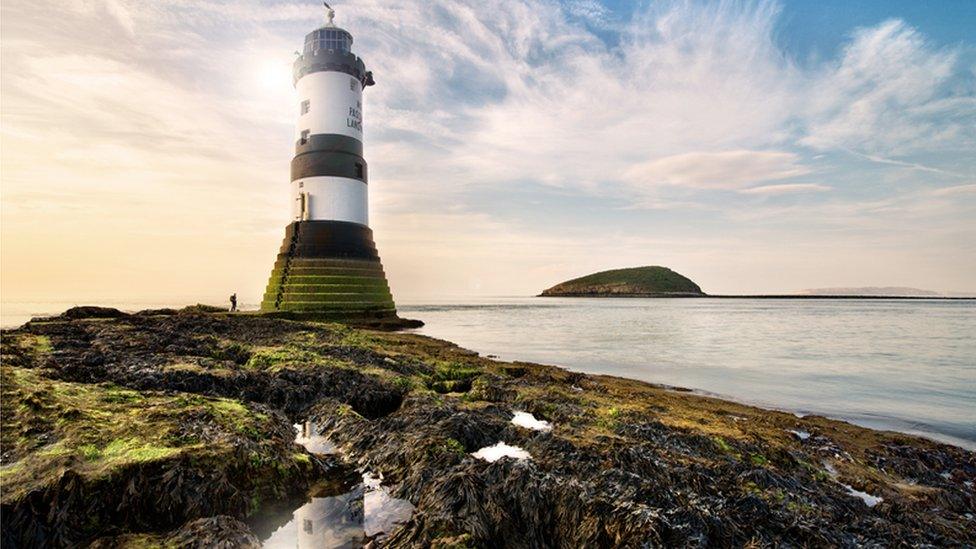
left=262, top=423, right=414, bottom=548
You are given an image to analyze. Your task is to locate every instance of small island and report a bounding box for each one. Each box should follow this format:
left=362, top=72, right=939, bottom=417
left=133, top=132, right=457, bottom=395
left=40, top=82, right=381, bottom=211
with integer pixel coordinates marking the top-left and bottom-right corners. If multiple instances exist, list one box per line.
left=540, top=266, right=706, bottom=297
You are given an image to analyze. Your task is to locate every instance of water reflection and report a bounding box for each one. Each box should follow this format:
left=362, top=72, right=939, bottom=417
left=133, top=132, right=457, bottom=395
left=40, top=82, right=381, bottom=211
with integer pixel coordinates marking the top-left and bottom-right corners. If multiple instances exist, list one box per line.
left=296, top=421, right=339, bottom=455
left=261, top=423, right=414, bottom=548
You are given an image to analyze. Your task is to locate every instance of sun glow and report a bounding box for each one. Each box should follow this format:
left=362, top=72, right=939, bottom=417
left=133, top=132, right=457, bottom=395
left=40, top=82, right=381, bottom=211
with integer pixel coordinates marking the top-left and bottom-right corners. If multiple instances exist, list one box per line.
left=254, top=56, right=295, bottom=97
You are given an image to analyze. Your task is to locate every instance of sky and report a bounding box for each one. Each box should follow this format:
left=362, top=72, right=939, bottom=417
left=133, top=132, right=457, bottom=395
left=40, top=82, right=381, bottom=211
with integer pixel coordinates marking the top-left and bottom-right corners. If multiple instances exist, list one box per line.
left=2, top=0, right=975, bottom=305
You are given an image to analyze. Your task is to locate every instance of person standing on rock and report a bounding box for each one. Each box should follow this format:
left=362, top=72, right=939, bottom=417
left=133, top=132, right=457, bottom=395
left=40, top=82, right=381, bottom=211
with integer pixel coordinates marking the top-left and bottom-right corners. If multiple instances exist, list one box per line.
left=229, top=293, right=237, bottom=312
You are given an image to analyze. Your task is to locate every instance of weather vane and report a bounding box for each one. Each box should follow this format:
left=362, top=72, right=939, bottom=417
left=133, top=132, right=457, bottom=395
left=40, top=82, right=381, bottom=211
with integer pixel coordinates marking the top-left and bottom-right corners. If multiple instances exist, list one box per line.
left=323, top=2, right=336, bottom=26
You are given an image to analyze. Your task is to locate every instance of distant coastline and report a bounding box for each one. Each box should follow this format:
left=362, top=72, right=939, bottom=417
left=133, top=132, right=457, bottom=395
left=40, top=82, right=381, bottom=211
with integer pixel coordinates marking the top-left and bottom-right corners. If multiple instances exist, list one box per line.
left=538, top=266, right=974, bottom=299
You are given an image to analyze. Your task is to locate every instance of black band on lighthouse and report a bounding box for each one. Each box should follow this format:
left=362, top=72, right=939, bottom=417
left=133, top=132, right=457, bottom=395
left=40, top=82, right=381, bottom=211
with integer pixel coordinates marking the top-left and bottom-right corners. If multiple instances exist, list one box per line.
left=274, top=221, right=380, bottom=261
left=291, top=150, right=368, bottom=182
left=293, top=49, right=370, bottom=87
left=295, top=134, right=363, bottom=157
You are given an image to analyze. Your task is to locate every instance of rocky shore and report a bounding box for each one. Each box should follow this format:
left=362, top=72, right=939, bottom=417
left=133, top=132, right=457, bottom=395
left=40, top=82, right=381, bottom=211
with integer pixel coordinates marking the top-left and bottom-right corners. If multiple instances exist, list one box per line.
left=1, top=307, right=974, bottom=547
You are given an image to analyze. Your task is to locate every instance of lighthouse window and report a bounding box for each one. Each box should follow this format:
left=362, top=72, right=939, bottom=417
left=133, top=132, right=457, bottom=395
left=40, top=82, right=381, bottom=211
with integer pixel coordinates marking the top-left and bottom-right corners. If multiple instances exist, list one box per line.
left=355, top=163, right=364, bottom=178
left=305, top=28, right=352, bottom=54
left=300, top=100, right=310, bottom=114
left=300, top=130, right=310, bottom=144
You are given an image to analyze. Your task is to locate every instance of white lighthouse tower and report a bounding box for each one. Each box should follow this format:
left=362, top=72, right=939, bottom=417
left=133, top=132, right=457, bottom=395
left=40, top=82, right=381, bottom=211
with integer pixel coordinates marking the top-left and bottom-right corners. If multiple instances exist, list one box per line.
left=261, top=3, right=396, bottom=319
left=290, top=3, right=372, bottom=225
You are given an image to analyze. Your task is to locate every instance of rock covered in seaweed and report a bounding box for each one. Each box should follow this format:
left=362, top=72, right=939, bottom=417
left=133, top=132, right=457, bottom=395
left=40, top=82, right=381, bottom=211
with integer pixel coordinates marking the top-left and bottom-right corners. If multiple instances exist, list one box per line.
left=2, top=309, right=974, bottom=547
left=0, top=364, right=324, bottom=548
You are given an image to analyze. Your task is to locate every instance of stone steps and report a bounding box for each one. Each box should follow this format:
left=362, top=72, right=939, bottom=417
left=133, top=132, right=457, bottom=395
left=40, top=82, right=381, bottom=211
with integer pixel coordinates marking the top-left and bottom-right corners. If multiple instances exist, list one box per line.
left=260, top=222, right=399, bottom=319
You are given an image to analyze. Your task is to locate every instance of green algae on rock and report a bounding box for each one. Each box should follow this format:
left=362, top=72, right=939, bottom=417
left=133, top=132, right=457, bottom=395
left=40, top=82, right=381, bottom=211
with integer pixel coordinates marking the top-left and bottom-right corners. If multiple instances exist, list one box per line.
left=2, top=307, right=974, bottom=547
left=0, top=336, right=326, bottom=547
left=540, top=266, right=706, bottom=297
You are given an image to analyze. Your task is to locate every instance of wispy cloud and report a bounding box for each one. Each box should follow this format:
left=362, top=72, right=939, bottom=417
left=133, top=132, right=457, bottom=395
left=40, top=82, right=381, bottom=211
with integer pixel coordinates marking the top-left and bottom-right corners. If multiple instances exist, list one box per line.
left=624, top=151, right=810, bottom=190
left=930, top=183, right=976, bottom=196
left=801, top=19, right=971, bottom=156
left=738, top=183, right=831, bottom=195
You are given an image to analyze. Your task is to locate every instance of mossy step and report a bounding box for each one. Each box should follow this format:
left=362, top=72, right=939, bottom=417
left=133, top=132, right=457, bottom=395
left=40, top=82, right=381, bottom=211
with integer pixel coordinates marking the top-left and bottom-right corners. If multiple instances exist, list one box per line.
left=261, top=292, right=394, bottom=303
left=260, top=295, right=394, bottom=307
left=268, top=275, right=392, bottom=285
left=268, top=293, right=393, bottom=304
left=260, top=309, right=399, bottom=320
left=271, top=258, right=386, bottom=269
left=276, top=290, right=393, bottom=300
left=270, top=267, right=387, bottom=277
left=265, top=278, right=390, bottom=293
left=267, top=283, right=392, bottom=293
left=261, top=301, right=396, bottom=312
left=264, top=278, right=390, bottom=294
left=272, top=258, right=384, bottom=269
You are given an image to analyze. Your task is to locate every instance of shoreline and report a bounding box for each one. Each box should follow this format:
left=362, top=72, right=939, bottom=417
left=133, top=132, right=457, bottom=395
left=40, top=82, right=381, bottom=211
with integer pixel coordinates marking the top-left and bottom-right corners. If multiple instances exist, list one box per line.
left=632, top=382, right=976, bottom=452
left=2, top=307, right=974, bottom=546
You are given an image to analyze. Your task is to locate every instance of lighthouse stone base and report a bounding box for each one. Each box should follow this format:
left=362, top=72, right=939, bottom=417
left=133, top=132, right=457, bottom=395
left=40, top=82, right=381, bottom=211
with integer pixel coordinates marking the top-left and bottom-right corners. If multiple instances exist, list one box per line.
left=260, top=221, right=398, bottom=320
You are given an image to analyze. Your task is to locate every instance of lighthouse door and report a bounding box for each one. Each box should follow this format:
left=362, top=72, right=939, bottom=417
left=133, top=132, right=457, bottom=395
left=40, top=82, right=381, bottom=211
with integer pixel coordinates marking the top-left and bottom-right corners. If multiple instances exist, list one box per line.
left=296, top=192, right=310, bottom=221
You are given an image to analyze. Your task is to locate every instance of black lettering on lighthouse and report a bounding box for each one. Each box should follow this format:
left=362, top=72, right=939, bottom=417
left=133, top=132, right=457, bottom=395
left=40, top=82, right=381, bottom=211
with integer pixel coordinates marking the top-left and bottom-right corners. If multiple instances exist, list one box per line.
left=347, top=105, right=363, bottom=131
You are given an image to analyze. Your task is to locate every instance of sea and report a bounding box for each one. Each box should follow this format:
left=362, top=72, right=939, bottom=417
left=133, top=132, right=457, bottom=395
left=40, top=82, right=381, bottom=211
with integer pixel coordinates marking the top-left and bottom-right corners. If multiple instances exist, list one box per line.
left=3, top=297, right=974, bottom=450
left=400, top=297, right=976, bottom=450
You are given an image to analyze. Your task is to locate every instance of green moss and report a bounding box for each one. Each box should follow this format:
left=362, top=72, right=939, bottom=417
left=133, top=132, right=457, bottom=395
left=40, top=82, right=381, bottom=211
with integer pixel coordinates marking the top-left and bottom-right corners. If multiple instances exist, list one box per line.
left=392, top=375, right=418, bottom=392
left=245, top=346, right=328, bottom=371
left=99, top=438, right=182, bottom=466
left=750, top=453, right=769, bottom=467
left=441, top=438, right=465, bottom=456
left=27, top=334, right=54, bottom=355
left=431, top=362, right=481, bottom=383
left=36, top=442, right=72, bottom=458
left=0, top=366, right=274, bottom=501
left=337, top=328, right=378, bottom=349
left=0, top=462, right=25, bottom=480
left=180, top=304, right=227, bottom=314
left=208, top=398, right=266, bottom=436
left=713, top=436, right=740, bottom=459
left=277, top=275, right=388, bottom=285
left=786, top=500, right=817, bottom=515
left=277, top=292, right=393, bottom=304
left=742, top=480, right=762, bottom=496
left=797, top=459, right=832, bottom=482
left=80, top=444, right=101, bottom=461
left=272, top=302, right=395, bottom=313
left=100, top=386, right=145, bottom=404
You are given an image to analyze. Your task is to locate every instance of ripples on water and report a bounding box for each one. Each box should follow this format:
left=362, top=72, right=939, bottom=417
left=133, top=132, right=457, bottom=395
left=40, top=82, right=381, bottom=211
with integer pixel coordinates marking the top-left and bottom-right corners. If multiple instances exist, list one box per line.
left=400, top=297, right=976, bottom=450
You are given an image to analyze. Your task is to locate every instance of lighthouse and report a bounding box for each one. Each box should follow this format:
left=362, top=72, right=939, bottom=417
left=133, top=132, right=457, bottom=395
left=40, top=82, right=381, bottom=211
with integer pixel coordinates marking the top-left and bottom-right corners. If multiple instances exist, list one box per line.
left=261, top=4, right=397, bottom=319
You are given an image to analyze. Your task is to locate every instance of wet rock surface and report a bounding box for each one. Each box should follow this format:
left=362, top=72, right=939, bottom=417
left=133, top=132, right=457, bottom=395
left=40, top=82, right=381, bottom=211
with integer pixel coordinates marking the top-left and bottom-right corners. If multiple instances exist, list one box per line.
left=2, top=307, right=974, bottom=547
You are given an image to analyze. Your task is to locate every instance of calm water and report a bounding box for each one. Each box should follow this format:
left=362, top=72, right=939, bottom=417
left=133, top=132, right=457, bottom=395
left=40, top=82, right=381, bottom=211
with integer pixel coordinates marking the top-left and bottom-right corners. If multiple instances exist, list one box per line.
left=400, top=297, right=976, bottom=450
left=259, top=423, right=414, bottom=547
